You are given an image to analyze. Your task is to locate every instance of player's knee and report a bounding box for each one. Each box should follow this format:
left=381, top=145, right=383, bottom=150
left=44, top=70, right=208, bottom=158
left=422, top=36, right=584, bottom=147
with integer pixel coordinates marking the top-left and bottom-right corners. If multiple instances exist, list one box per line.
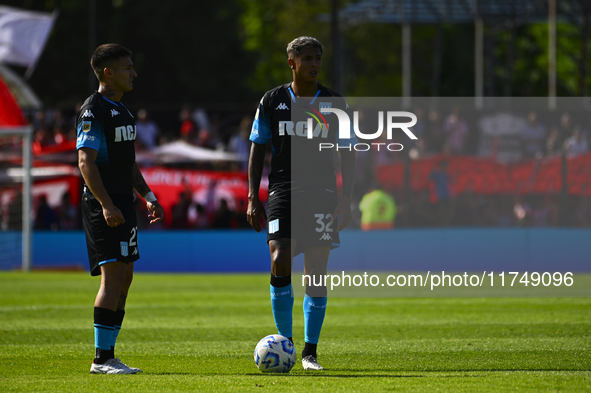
left=103, top=270, right=127, bottom=292
left=271, top=258, right=291, bottom=276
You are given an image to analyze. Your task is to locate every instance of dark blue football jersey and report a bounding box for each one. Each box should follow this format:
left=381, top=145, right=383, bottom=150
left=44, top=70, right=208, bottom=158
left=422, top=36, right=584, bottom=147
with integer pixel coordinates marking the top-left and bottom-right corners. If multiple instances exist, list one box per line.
left=250, top=83, right=355, bottom=189
left=76, top=92, right=137, bottom=196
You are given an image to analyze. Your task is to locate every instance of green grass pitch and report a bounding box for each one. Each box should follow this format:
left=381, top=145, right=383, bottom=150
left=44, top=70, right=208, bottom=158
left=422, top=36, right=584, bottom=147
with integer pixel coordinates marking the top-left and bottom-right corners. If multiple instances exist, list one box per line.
left=0, top=272, right=589, bottom=392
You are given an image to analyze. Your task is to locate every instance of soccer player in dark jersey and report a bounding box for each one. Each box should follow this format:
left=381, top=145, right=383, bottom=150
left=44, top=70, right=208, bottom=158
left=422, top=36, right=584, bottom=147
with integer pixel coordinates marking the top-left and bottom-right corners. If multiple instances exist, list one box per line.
left=247, top=36, right=356, bottom=371
left=76, top=43, right=164, bottom=374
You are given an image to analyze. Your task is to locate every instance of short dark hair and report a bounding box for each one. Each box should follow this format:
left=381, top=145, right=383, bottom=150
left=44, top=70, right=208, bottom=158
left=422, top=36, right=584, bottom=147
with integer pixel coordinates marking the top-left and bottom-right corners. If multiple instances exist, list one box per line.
left=90, top=43, right=132, bottom=80
left=286, top=36, right=323, bottom=58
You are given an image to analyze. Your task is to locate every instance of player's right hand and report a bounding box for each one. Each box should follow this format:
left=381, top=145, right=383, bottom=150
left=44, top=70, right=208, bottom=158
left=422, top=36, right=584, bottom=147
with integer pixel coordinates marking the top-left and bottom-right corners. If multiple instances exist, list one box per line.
left=103, top=205, right=125, bottom=227
left=247, top=197, right=267, bottom=233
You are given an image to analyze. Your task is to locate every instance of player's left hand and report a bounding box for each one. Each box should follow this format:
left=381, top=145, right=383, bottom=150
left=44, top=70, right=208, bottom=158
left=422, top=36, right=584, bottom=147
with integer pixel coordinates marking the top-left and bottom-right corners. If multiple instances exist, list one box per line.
left=332, top=196, right=352, bottom=232
left=146, top=201, right=164, bottom=225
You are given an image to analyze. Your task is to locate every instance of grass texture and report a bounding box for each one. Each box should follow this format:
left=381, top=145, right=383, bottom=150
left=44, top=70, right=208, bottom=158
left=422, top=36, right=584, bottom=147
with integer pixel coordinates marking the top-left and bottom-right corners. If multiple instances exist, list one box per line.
left=0, top=272, right=589, bottom=392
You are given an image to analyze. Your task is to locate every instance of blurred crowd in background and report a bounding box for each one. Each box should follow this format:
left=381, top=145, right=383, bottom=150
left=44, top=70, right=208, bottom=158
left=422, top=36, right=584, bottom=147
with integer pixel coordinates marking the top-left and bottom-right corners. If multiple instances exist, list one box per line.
left=1, top=103, right=590, bottom=232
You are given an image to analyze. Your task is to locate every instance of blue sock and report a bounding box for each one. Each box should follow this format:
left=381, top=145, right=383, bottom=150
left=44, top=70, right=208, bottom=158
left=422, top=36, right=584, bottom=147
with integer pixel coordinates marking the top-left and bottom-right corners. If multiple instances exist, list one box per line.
left=303, top=295, right=327, bottom=344
left=270, top=283, right=294, bottom=338
left=94, top=307, right=115, bottom=352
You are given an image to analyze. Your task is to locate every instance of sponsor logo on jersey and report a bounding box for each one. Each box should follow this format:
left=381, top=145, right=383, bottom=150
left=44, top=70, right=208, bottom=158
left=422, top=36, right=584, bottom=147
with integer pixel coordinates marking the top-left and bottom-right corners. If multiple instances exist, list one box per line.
left=278, top=121, right=329, bottom=138
left=77, top=134, right=96, bottom=144
left=82, top=110, right=94, bottom=118
left=275, top=103, right=289, bottom=110
left=132, top=248, right=138, bottom=256
left=111, top=109, right=120, bottom=117
left=319, top=233, right=332, bottom=241
left=82, top=121, right=92, bottom=132
left=114, top=125, right=137, bottom=142
left=268, top=219, right=279, bottom=234
left=120, top=242, right=129, bottom=257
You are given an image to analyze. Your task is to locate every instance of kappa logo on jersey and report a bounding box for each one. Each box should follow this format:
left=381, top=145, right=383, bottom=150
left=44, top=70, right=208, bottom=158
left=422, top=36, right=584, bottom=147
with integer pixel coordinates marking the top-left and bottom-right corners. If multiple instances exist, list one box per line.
left=82, top=110, right=94, bottom=118
left=132, top=248, right=138, bottom=256
left=319, top=233, right=332, bottom=241
left=114, top=125, right=137, bottom=142
left=275, top=103, right=289, bottom=110
left=111, top=109, right=120, bottom=117
left=82, top=121, right=92, bottom=132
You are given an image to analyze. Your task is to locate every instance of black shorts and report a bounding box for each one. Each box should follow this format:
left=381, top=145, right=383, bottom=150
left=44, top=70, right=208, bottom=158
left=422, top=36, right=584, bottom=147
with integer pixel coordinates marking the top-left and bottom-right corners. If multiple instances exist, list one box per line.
left=82, top=190, right=139, bottom=276
left=267, top=185, right=340, bottom=256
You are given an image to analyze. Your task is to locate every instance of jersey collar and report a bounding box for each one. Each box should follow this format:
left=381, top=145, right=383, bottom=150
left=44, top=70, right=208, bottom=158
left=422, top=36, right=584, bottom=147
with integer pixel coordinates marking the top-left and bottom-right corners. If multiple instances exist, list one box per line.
left=287, top=84, right=322, bottom=105
left=96, top=91, right=120, bottom=106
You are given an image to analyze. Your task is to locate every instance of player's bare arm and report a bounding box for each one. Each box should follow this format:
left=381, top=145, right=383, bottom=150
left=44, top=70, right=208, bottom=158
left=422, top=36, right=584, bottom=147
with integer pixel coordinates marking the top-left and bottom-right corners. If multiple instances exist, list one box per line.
left=78, top=147, right=125, bottom=227
left=132, top=162, right=164, bottom=224
left=333, top=149, right=356, bottom=232
left=247, top=142, right=268, bottom=232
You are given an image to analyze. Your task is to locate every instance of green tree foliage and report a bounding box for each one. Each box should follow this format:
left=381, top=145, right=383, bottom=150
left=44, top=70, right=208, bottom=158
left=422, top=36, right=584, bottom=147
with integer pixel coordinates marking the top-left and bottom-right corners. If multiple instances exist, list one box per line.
left=493, top=23, right=591, bottom=97
left=239, top=0, right=333, bottom=95
left=3, top=1, right=590, bottom=108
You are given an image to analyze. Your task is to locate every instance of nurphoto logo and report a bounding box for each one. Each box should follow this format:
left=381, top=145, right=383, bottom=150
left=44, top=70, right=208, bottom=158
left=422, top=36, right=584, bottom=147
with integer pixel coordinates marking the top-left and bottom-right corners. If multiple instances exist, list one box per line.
left=313, top=108, right=418, bottom=151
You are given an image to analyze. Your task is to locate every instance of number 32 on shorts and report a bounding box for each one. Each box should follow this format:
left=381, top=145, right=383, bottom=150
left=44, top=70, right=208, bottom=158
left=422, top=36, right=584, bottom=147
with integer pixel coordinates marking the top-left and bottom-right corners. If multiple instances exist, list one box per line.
left=314, top=214, right=334, bottom=233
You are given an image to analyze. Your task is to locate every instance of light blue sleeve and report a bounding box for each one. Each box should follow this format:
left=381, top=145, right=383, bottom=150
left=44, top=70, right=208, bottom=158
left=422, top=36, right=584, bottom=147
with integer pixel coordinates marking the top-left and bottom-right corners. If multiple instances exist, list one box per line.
left=249, top=99, right=271, bottom=145
left=76, top=116, right=103, bottom=151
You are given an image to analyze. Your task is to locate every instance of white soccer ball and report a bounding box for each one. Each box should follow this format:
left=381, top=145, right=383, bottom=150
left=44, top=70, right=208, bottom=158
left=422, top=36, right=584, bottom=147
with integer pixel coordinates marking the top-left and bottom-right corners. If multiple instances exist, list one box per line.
left=254, top=334, right=296, bottom=373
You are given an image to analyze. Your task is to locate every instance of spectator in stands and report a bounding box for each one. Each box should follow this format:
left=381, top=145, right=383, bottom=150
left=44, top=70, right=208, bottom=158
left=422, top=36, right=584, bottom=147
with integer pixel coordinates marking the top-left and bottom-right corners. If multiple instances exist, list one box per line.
left=545, top=125, right=563, bottom=157
left=213, top=198, right=235, bottom=228
left=180, top=107, right=197, bottom=143
left=32, top=128, right=53, bottom=154
left=563, top=126, right=588, bottom=158
left=192, top=107, right=219, bottom=149
left=51, top=109, right=67, bottom=131
left=53, top=124, right=69, bottom=145
left=521, top=111, right=546, bottom=159
left=34, top=194, right=58, bottom=231
left=513, top=195, right=532, bottom=227
left=32, top=109, right=48, bottom=133
left=227, top=116, right=252, bottom=171
left=192, top=203, right=211, bottom=229
left=558, top=112, right=573, bottom=147
left=531, top=196, right=549, bottom=227
left=135, top=109, right=160, bottom=151
left=426, top=109, right=444, bottom=154
left=196, top=128, right=215, bottom=149
left=405, top=107, right=425, bottom=155
left=429, top=160, right=452, bottom=226
left=443, top=106, right=468, bottom=155
left=170, top=191, right=192, bottom=229
left=57, top=192, right=78, bottom=230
